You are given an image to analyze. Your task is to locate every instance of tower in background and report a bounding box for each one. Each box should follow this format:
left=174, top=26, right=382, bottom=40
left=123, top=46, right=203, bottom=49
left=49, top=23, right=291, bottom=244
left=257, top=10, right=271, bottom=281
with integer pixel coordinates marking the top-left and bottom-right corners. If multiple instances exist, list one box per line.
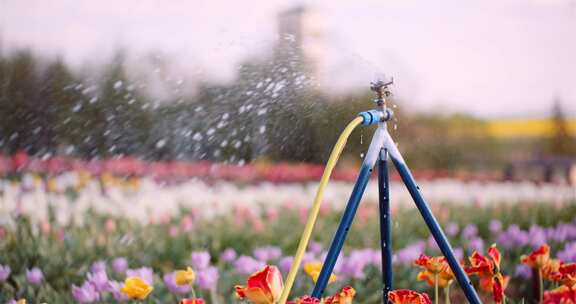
left=275, top=6, right=326, bottom=84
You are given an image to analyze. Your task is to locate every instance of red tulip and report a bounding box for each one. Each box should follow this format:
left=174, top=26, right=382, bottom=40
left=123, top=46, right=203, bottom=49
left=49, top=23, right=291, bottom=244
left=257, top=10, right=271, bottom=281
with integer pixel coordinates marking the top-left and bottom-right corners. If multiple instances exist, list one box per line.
left=235, top=265, right=283, bottom=304
left=179, top=299, right=205, bottom=304
left=389, top=289, right=432, bottom=304
left=522, top=245, right=550, bottom=269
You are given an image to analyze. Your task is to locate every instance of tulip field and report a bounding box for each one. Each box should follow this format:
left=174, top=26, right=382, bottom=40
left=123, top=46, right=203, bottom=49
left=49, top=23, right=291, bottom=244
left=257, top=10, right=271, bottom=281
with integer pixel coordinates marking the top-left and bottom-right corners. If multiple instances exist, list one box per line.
left=0, top=170, right=576, bottom=303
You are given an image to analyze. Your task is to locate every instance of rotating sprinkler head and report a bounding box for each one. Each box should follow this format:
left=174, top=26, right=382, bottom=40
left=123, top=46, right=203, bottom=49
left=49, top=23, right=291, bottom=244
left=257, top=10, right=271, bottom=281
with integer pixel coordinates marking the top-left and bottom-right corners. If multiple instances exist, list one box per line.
left=358, top=77, right=395, bottom=126
left=370, top=78, right=393, bottom=107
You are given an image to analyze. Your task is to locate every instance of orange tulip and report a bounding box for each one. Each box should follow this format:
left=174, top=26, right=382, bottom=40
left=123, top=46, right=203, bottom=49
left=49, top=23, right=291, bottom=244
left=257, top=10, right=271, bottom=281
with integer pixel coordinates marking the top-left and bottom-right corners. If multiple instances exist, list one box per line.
left=389, top=289, right=432, bottom=304
left=465, top=244, right=507, bottom=304
left=543, top=286, right=576, bottom=304
left=521, top=245, right=550, bottom=269
left=414, top=254, right=447, bottom=274
left=542, top=258, right=562, bottom=282
left=416, top=270, right=452, bottom=288
left=556, top=262, right=576, bottom=288
left=235, top=265, right=284, bottom=304
left=324, top=286, right=356, bottom=304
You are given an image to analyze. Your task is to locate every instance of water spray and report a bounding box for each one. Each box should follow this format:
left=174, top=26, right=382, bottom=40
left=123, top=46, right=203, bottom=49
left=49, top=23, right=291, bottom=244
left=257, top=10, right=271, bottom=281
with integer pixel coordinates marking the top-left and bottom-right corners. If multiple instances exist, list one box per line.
left=279, top=79, right=482, bottom=304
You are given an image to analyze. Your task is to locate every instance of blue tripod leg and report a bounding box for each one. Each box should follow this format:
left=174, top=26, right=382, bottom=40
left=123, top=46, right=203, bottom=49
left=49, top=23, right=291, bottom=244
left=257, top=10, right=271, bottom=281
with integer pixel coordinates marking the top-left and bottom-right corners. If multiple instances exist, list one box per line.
left=311, top=164, right=374, bottom=298
left=378, top=148, right=392, bottom=303
left=390, top=153, right=482, bottom=304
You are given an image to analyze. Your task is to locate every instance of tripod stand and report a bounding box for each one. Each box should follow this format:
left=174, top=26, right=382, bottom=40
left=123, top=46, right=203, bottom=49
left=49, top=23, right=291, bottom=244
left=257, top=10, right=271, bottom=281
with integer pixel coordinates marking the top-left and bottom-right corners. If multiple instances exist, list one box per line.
left=310, top=81, right=482, bottom=303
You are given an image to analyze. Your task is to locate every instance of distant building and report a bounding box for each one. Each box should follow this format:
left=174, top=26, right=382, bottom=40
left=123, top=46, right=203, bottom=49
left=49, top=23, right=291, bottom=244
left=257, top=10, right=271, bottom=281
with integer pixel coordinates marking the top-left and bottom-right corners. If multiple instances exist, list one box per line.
left=275, top=6, right=326, bottom=82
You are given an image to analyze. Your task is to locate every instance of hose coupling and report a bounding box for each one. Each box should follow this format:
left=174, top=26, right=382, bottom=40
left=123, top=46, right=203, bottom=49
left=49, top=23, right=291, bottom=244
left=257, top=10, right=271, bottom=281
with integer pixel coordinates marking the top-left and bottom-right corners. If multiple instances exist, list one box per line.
left=358, top=109, right=394, bottom=126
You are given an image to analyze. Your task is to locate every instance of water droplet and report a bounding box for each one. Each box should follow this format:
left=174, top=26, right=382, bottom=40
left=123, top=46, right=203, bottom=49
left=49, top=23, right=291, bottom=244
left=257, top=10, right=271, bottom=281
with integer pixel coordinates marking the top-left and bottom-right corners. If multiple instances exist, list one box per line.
left=72, top=104, right=82, bottom=112
left=259, top=125, right=266, bottom=134
left=155, top=139, right=167, bottom=149
left=360, top=153, right=365, bottom=158
left=113, top=81, right=123, bottom=91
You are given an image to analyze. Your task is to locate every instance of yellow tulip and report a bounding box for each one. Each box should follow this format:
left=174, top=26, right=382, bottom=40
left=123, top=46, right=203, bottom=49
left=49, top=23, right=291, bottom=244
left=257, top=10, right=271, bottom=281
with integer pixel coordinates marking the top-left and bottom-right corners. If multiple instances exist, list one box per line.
left=175, top=267, right=196, bottom=285
left=16, top=300, right=26, bottom=304
left=304, top=262, right=337, bottom=284
left=121, top=277, right=153, bottom=300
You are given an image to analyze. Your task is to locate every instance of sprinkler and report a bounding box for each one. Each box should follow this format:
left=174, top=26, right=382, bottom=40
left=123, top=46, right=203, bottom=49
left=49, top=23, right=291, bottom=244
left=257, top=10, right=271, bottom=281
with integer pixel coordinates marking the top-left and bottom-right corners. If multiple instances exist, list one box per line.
left=279, top=79, right=482, bottom=304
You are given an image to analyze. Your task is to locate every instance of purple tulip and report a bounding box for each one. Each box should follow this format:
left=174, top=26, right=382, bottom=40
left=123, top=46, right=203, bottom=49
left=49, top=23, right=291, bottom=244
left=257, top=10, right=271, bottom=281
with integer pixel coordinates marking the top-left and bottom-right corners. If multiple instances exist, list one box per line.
left=308, top=242, right=323, bottom=255
left=0, top=264, right=11, bottom=282
left=196, top=266, right=219, bottom=291
left=126, top=267, right=154, bottom=285
left=427, top=235, right=440, bottom=252
left=341, top=249, right=374, bottom=279
left=26, top=267, right=44, bottom=285
left=91, top=260, right=106, bottom=273
left=469, top=237, right=485, bottom=253
left=558, top=242, right=576, bottom=263
left=279, top=256, right=294, bottom=273
left=220, top=248, right=237, bottom=263
left=489, top=220, right=502, bottom=234
left=445, top=222, right=459, bottom=237
left=253, top=246, right=282, bottom=262
left=72, top=281, right=100, bottom=303
left=395, top=241, right=426, bottom=265
left=302, top=251, right=317, bottom=264
left=191, top=251, right=211, bottom=270
left=515, top=264, right=533, bottom=279
left=462, top=224, right=478, bottom=239
left=234, top=255, right=265, bottom=274
left=112, top=257, right=128, bottom=274
left=107, top=280, right=129, bottom=302
left=453, top=247, right=464, bottom=261
left=163, top=272, right=191, bottom=295
left=87, top=270, right=109, bottom=292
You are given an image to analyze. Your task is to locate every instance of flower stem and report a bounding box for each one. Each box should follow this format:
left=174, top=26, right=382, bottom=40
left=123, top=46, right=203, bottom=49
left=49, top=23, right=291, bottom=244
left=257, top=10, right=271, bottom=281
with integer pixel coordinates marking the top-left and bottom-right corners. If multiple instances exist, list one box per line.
left=211, top=289, right=219, bottom=304
left=445, top=282, right=451, bottom=304
left=190, top=285, right=197, bottom=299
left=538, top=268, right=543, bottom=304
left=434, top=273, right=439, bottom=304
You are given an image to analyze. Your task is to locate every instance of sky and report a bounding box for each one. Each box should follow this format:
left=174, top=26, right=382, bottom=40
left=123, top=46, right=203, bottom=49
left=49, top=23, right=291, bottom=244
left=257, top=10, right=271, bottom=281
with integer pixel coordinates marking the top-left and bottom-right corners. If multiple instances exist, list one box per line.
left=2, top=0, right=576, bottom=118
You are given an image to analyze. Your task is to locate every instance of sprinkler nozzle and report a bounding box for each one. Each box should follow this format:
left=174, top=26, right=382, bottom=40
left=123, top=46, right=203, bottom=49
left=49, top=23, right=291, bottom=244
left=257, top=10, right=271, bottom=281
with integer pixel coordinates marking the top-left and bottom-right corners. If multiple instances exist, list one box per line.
left=370, top=78, right=393, bottom=106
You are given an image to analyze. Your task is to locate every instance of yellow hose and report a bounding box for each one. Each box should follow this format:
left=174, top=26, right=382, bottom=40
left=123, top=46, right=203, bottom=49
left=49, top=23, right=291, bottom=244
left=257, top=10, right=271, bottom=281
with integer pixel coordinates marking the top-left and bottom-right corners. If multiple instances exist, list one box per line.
left=279, top=116, right=364, bottom=304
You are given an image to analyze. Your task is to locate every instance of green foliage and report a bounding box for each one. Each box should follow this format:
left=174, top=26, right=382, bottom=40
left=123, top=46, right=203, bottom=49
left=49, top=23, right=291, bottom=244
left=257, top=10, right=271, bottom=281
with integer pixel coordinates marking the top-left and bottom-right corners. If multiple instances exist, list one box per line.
left=0, top=47, right=531, bottom=172
left=0, top=201, right=575, bottom=302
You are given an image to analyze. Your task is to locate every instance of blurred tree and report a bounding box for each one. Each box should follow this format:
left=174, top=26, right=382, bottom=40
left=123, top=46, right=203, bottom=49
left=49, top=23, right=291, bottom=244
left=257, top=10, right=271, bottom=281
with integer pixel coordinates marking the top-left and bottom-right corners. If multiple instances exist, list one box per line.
left=38, top=58, right=85, bottom=155
left=96, top=53, right=152, bottom=157
left=0, top=50, right=40, bottom=154
left=398, top=113, right=499, bottom=171
left=547, top=100, right=576, bottom=156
